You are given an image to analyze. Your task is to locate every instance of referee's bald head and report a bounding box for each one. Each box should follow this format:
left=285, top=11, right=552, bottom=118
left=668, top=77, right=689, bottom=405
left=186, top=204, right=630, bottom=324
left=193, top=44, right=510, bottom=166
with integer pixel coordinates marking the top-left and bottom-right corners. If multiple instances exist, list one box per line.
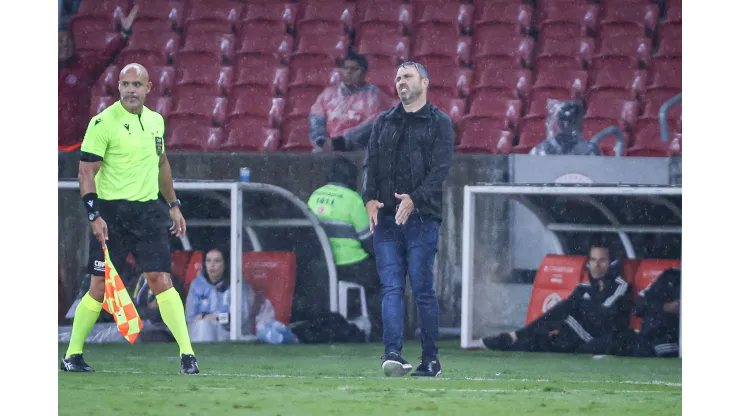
left=118, top=63, right=152, bottom=114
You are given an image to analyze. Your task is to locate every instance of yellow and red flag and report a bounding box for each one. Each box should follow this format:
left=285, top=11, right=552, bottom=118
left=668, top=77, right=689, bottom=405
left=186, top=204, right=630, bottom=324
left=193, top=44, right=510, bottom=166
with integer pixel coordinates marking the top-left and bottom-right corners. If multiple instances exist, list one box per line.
left=101, top=245, right=143, bottom=344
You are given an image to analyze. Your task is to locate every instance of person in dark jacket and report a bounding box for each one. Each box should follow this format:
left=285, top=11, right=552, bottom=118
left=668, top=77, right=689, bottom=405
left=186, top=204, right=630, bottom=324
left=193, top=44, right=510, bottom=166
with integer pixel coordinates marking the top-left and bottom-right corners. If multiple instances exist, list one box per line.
left=529, top=100, right=602, bottom=156
left=481, top=239, right=633, bottom=354
left=362, top=61, right=454, bottom=378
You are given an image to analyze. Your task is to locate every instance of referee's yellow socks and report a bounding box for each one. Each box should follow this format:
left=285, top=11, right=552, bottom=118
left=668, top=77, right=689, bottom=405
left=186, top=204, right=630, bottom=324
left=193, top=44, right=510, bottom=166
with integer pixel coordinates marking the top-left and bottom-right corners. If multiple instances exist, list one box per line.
left=156, top=287, right=195, bottom=356
left=65, top=292, right=102, bottom=358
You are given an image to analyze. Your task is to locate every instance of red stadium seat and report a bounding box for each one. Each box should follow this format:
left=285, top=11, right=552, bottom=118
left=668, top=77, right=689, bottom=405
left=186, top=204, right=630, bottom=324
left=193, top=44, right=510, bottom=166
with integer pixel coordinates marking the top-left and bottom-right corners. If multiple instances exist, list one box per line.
left=455, top=125, right=513, bottom=154
left=411, top=24, right=471, bottom=66
left=73, top=0, right=128, bottom=20
left=514, top=116, right=546, bottom=154
left=93, top=65, right=120, bottom=97
left=294, top=20, right=349, bottom=64
left=430, top=94, right=467, bottom=124
left=534, top=37, right=594, bottom=72
left=227, top=87, right=285, bottom=128
left=598, top=3, right=659, bottom=38
left=594, top=34, right=652, bottom=68
left=584, top=90, right=638, bottom=130
left=665, top=0, right=682, bottom=24
left=472, top=58, right=532, bottom=100
left=525, top=255, right=587, bottom=325
left=647, top=58, right=682, bottom=92
left=364, top=55, right=398, bottom=97
left=626, top=120, right=680, bottom=157
left=537, top=3, right=598, bottom=37
left=600, top=0, right=655, bottom=10
left=120, top=31, right=180, bottom=66
left=183, top=0, right=243, bottom=35
left=288, top=55, right=341, bottom=90
left=69, top=18, right=119, bottom=54
left=174, top=55, right=232, bottom=96
left=656, top=23, right=682, bottom=59
left=243, top=251, right=297, bottom=325
left=581, top=118, right=630, bottom=156
left=525, top=89, right=579, bottom=118
left=170, top=250, right=193, bottom=287
left=589, top=67, right=647, bottom=100
left=640, top=89, right=682, bottom=120
left=145, top=66, right=175, bottom=97
left=166, top=120, right=224, bottom=151
left=135, top=0, right=184, bottom=32
left=533, top=69, right=588, bottom=99
left=412, top=56, right=471, bottom=98
left=473, top=2, right=532, bottom=35
left=233, top=59, right=289, bottom=97
left=168, top=93, right=227, bottom=127
left=221, top=118, right=281, bottom=152
left=355, top=22, right=409, bottom=63
left=472, top=24, right=534, bottom=67
left=629, top=259, right=681, bottom=329
left=180, top=33, right=236, bottom=64
left=241, top=2, right=297, bottom=33
left=297, top=1, right=354, bottom=33
left=236, top=21, right=294, bottom=64
left=414, top=1, right=473, bottom=34
left=147, top=97, right=172, bottom=121
left=90, top=95, right=116, bottom=117
left=463, top=91, right=522, bottom=130
left=355, top=0, right=411, bottom=35
left=284, top=89, right=318, bottom=120
left=280, top=119, right=314, bottom=152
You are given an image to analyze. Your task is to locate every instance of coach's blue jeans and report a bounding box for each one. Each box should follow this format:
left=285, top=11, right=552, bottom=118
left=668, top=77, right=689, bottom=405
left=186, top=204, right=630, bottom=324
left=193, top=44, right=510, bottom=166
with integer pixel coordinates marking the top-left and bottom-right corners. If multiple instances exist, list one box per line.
left=374, top=214, right=440, bottom=360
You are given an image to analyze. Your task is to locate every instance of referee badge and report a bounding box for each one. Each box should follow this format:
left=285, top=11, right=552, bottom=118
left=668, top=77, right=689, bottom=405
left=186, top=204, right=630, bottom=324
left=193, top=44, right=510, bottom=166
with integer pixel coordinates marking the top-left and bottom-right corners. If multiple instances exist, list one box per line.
left=155, top=136, right=163, bottom=156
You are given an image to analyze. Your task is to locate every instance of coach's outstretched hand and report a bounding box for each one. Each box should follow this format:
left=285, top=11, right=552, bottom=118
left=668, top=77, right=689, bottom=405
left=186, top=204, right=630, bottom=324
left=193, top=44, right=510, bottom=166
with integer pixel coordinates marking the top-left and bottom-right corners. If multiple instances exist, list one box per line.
left=365, top=200, right=384, bottom=233
left=169, top=206, right=187, bottom=238
left=91, top=217, right=108, bottom=246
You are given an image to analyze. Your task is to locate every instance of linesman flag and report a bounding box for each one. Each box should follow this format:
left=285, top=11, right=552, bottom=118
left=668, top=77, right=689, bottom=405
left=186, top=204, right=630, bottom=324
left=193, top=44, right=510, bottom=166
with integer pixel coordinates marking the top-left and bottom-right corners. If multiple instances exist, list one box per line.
left=101, top=245, right=143, bottom=344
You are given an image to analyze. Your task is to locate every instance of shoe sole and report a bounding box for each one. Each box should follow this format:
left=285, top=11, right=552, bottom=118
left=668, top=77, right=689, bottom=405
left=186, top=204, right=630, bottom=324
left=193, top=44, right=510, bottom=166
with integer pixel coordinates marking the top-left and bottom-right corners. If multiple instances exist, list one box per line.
left=411, top=370, right=442, bottom=377
left=382, top=360, right=412, bottom=377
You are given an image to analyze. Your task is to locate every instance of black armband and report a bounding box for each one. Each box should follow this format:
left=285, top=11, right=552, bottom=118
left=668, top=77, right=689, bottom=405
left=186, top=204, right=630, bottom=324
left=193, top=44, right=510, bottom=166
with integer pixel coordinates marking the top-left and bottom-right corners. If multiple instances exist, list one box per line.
left=82, top=193, right=99, bottom=214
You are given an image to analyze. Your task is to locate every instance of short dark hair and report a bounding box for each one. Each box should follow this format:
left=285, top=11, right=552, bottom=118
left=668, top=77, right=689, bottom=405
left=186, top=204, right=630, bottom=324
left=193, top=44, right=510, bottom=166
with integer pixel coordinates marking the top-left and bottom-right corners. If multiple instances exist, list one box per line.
left=342, top=52, right=368, bottom=71
left=588, top=235, right=611, bottom=254
left=398, top=61, right=430, bottom=81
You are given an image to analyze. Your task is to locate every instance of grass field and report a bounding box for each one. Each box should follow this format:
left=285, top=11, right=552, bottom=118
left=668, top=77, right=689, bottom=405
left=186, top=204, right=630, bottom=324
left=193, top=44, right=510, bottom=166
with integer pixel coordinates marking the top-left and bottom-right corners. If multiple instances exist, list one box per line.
left=58, top=340, right=681, bottom=415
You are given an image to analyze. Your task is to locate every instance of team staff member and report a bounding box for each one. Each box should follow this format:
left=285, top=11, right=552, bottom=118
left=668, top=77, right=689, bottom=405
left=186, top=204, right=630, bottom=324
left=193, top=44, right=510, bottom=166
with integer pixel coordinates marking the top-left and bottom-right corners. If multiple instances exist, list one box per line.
left=308, top=156, right=382, bottom=340
left=363, top=61, right=454, bottom=377
left=61, top=63, right=199, bottom=375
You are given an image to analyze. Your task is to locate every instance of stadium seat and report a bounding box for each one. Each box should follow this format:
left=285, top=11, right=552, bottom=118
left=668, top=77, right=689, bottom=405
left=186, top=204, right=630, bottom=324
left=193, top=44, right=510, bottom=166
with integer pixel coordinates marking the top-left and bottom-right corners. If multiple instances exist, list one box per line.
left=119, top=31, right=180, bottom=66
left=626, top=120, right=681, bottom=157
left=656, top=23, right=682, bottom=59
left=581, top=118, right=630, bottom=156
left=538, top=22, right=584, bottom=41
left=147, top=97, right=173, bottom=120
left=69, top=18, right=120, bottom=55
left=532, top=69, right=588, bottom=99
left=600, top=0, right=655, bottom=10
left=646, top=58, right=682, bottom=92
left=294, top=20, right=350, bottom=64
left=233, top=59, right=289, bottom=97
left=411, top=24, right=471, bottom=66
left=463, top=91, right=522, bottom=130
left=589, top=65, right=647, bottom=100
left=429, top=93, right=467, bottom=124
left=537, top=3, right=598, bottom=37
left=72, top=0, right=128, bottom=21
left=514, top=116, right=546, bottom=154
left=598, top=3, right=659, bottom=38
left=640, top=89, right=682, bottom=120
left=355, top=22, right=409, bottom=63
left=412, top=56, right=471, bottom=98
left=534, top=37, right=594, bottom=73
left=525, top=89, right=580, bottom=118
left=168, top=93, right=227, bottom=127
left=241, top=2, right=297, bottom=33
left=455, top=125, right=513, bottom=154
left=93, top=65, right=120, bottom=97
left=90, top=95, right=116, bottom=117
left=413, top=1, right=473, bottom=34
left=174, top=55, right=232, bottom=96
left=183, top=0, right=243, bottom=35
left=221, top=118, right=281, bottom=152
left=280, top=119, right=314, bottom=152
left=355, top=0, right=411, bottom=35
left=584, top=90, right=638, bottom=131
left=629, top=259, right=681, bottom=330
left=148, top=66, right=175, bottom=97
left=471, top=59, right=532, bottom=100
left=288, top=55, right=341, bottom=90
left=665, top=0, right=682, bottom=24
left=166, top=119, right=225, bottom=151
left=243, top=251, right=297, bottom=325
left=227, top=87, right=285, bottom=128
left=182, top=251, right=204, bottom=293
left=473, top=2, right=532, bottom=35
left=170, top=250, right=194, bottom=286
left=134, top=0, right=184, bottom=32
left=525, top=255, right=587, bottom=325
left=297, top=1, right=354, bottom=34
left=180, top=33, right=236, bottom=64
left=236, top=21, right=294, bottom=65
left=472, top=24, right=534, bottom=67
left=364, top=55, right=399, bottom=97
left=594, top=34, right=652, bottom=69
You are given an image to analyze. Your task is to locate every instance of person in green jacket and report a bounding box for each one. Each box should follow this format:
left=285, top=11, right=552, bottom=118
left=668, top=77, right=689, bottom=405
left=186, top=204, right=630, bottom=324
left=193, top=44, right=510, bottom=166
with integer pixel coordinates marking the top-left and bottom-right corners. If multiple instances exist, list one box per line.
left=308, top=156, right=381, bottom=340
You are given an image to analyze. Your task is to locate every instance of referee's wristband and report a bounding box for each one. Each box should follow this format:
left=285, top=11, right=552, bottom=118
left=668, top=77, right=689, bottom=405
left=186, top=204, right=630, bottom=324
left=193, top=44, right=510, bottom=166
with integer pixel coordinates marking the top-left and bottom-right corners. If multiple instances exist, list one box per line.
left=82, top=193, right=98, bottom=214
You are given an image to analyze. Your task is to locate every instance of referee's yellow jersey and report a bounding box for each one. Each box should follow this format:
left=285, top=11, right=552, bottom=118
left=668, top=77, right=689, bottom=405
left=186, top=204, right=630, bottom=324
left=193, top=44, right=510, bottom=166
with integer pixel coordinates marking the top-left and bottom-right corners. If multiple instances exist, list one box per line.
left=80, top=100, right=166, bottom=202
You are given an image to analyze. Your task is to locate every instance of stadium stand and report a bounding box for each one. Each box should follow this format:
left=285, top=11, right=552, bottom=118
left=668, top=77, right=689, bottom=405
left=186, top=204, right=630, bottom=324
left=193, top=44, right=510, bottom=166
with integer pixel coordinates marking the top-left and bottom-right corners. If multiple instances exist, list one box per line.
left=74, top=0, right=680, bottom=155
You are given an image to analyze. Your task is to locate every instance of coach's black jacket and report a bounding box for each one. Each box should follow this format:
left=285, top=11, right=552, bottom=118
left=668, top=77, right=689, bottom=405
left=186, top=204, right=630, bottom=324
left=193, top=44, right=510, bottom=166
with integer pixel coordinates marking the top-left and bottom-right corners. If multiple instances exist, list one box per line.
left=635, top=267, right=681, bottom=344
left=361, top=101, right=454, bottom=221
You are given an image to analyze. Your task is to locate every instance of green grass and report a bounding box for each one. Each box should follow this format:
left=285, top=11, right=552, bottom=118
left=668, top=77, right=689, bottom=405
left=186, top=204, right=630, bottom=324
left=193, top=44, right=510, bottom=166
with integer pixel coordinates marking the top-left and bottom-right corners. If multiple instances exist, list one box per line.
left=58, top=340, right=681, bottom=416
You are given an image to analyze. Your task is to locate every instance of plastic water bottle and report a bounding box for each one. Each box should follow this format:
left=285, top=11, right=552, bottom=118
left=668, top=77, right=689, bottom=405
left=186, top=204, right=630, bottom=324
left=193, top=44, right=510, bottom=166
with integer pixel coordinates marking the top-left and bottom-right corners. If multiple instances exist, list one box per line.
left=239, top=167, right=251, bottom=182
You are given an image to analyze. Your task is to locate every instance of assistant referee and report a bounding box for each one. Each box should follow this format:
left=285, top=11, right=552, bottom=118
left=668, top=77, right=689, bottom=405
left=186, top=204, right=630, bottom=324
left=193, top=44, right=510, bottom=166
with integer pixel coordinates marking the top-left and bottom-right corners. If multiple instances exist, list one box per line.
left=61, top=63, right=198, bottom=374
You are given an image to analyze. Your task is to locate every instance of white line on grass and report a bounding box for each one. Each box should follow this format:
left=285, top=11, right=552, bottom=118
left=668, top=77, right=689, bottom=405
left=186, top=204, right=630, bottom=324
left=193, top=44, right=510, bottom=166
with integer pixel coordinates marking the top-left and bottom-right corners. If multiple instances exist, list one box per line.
left=95, top=370, right=681, bottom=387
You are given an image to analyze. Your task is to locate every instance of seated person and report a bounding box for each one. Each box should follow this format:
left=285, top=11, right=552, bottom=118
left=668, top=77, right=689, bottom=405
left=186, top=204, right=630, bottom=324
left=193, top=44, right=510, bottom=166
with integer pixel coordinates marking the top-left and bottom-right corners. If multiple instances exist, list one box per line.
left=530, top=100, right=602, bottom=156
left=481, top=238, right=632, bottom=354
left=308, top=156, right=382, bottom=340
left=185, top=247, right=273, bottom=342
left=309, top=52, right=393, bottom=152
left=617, top=267, right=681, bottom=358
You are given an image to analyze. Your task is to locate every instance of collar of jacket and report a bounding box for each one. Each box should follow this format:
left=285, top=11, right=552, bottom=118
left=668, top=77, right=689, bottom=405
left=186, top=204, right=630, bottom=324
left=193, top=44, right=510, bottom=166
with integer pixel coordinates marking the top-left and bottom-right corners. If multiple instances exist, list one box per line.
left=587, top=269, right=619, bottom=288
left=387, top=101, right=433, bottom=119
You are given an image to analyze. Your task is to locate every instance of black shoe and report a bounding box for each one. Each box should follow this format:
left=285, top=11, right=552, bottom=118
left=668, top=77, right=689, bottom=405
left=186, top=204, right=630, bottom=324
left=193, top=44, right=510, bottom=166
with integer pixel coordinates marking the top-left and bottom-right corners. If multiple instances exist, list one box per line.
left=381, top=352, right=413, bottom=377
left=180, top=354, right=199, bottom=375
left=411, top=358, right=442, bottom=377
left=60, top=354, right=95, bottom=372
left=482, top=333, right=514, bottom=350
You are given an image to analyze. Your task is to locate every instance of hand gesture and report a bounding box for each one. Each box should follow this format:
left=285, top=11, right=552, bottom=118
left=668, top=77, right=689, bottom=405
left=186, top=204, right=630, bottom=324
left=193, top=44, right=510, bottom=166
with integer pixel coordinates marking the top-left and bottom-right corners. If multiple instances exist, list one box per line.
left=394, top=193, right=414, bottom=225
left=169, top=206, right=187, bottom=238
left=365, top=200, right=385, bottom=233
left=91, top=217, right=109, bottom=246
left=118, top=4, right=139, bottom=32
